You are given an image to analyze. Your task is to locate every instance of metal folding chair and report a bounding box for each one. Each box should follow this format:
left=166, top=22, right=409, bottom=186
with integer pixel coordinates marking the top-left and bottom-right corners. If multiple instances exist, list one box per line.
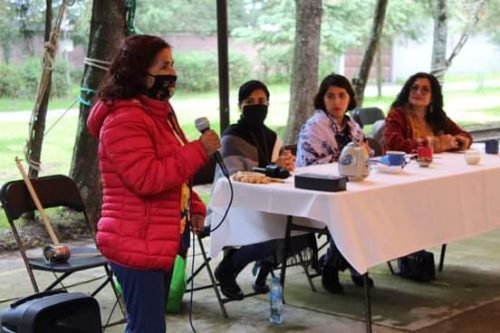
left=351, top=107, right=385, bottom=128
left=0, top=174, right=125, bottom=329
left=185, top=226, right=228, bottom=318
left=186, top=157, right=228, bottom=317
left=279, top=216, right=328, bottom=296
left=187, top=154, right=319, bottom=315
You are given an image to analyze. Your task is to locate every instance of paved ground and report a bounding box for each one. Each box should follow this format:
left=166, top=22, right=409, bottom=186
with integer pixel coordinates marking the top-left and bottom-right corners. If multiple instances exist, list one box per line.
left=1, top=235, right=500, bottom=333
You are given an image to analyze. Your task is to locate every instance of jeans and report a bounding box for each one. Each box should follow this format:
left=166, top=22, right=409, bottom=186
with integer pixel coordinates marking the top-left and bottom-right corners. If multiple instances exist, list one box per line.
left=110, top=262, right=168, bottom=333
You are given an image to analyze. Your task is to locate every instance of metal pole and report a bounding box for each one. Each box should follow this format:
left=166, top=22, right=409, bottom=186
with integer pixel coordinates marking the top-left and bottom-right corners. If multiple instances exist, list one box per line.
left=216, top=0, right=230, bottom=133
left=363, top=273, right=373, bottom=333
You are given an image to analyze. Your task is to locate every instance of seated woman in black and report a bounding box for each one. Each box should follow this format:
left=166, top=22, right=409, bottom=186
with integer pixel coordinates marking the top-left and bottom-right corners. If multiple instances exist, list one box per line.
left=211, top=80, right=295, bottom=300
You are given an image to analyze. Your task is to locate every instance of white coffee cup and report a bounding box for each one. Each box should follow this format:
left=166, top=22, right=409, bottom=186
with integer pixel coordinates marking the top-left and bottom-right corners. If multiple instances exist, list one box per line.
left=464, top=149, right=481, bottom=165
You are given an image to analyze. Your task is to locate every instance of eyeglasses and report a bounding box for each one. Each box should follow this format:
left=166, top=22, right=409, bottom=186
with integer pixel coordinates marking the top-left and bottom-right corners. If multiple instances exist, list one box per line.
left=410, top=85, right=431, bottom=95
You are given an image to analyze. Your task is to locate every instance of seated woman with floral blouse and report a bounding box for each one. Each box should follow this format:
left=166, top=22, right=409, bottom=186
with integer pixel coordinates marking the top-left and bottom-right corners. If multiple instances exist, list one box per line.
left=296, top=73, right=373, bottom=294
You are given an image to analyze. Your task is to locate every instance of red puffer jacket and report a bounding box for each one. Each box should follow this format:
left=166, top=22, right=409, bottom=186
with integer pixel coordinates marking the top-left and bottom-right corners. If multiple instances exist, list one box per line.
left=87, top=95, right=207, bottom=271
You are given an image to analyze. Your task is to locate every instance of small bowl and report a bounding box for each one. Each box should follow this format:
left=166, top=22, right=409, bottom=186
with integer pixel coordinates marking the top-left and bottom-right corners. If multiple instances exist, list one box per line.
left=417, top=159, right=431, bottom=168
left=464, top=150, right=481, bottom=165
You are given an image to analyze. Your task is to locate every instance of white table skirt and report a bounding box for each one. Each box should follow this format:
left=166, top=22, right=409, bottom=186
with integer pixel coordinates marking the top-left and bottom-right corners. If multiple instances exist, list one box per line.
left=209, top=149, right=500, bottom=274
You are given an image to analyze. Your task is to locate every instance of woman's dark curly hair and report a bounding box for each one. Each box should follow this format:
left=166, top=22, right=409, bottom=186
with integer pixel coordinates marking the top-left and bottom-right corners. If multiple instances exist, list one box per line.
left=98, top=35, right=171, bottom=100
left=314, top=73, right=357, bottom=112
left=391, top=72, right=450, bottom=134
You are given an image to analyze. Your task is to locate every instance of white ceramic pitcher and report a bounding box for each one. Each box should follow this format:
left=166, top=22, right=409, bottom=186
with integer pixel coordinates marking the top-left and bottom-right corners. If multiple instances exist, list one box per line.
left=338, top=141, right=370, bottom=181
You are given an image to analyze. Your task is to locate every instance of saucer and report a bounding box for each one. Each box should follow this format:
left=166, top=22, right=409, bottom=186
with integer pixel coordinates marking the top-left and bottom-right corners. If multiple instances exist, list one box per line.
left=374, top=163, right=405, bottom=174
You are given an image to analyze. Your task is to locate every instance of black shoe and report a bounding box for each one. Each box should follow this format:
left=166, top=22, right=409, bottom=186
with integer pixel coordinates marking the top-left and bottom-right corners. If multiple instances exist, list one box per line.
left=321, top=265, right=344, bottom=294
left=214, top=260, right=244, bottom=300
left=351, top=274, right=374, bottom=288
left=312, top=254, right=326, bottom=274
left=252, top=262, right=272, bottom=294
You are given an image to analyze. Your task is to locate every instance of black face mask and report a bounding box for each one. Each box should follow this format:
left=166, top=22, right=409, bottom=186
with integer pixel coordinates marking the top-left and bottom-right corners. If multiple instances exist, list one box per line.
left=241, top=104, right=268, bottom=126
left=146, top=74, right=177, bottom=100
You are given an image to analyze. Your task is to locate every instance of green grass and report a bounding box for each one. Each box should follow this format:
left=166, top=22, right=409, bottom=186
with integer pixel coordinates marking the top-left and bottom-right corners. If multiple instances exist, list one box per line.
left=0, top=97, right=80, bottom=112
left=443, top=72, right=500, bottom=84
left=0, top=211, right=7, bottom=229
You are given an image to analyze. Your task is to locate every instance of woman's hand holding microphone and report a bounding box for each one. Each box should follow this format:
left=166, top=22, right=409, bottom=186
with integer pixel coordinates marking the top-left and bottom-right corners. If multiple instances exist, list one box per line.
left=200, top=130, right=221, bottom=157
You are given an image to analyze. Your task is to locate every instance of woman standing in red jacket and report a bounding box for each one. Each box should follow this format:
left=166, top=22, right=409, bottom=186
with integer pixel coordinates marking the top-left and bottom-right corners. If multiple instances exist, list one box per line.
left=87, top=35, right=220, bottom=333
left=384, top=72, right=472, bottom=153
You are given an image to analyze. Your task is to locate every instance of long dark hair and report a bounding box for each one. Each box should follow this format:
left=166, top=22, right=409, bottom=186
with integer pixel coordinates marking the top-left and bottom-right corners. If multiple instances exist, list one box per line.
left=313, top=73, right=357, bottom=112
left=391, top=72, right=449, bottom=133
left=98, top=35, right=171, bottom=100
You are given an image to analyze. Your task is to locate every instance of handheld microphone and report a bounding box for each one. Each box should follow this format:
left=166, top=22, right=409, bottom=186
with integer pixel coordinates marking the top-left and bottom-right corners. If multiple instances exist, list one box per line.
left=194, top=117, right=229, bottom=177
left=252, top=164, right=290, bottom=179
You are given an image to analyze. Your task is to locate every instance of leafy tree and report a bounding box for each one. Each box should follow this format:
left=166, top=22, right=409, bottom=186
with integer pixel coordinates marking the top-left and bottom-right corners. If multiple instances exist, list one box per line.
left=477, top=0, right=500, bottom=44
left=0, top=1, right=19, bottom=63
left=233, top=0, right=429, bottom=82
left=134, top=0, right=256, bottom=35
left=0, top=0, right=89, bottom=59
left=10, top=0, right=45, bottom=55
left=383, top=0, right=428, bottom=42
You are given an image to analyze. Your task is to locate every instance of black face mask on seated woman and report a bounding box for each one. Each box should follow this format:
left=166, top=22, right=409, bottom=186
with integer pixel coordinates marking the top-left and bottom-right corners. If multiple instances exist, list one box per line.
left=241, top=104, right=268, bottom=127
left=146, top=74, right=177, bottom=100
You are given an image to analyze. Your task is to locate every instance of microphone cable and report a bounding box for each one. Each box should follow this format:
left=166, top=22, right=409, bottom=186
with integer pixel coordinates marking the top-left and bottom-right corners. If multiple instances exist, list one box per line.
left=183, top=183, right=198, bottom=333
left=209, top=170, right=234, bottom=234
left=188, top=224, right=198, bottom=333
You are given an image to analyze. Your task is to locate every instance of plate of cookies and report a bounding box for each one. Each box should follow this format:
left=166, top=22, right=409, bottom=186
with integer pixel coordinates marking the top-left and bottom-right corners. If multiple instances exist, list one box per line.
left=231, top=171, right=283, bottom=184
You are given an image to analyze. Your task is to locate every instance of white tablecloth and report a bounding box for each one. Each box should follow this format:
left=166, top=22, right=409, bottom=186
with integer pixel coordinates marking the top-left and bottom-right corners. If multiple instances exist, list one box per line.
left=209, top=150, right=500, bottom=274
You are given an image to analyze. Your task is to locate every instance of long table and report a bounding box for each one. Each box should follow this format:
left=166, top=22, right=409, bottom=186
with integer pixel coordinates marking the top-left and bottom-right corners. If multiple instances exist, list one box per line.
left=208, top=150, right=500, bottom=330
left=210, top=151, right=500, bottom=274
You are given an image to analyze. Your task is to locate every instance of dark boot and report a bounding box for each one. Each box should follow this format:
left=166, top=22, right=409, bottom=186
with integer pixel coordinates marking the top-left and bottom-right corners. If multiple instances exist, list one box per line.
left=252, top=262, right=274, bottom=294
left=322, top=265, right=343, bottom=294
left=214, top=253, right=244, bottom=300
left=351, top=274, right=374, bottom=288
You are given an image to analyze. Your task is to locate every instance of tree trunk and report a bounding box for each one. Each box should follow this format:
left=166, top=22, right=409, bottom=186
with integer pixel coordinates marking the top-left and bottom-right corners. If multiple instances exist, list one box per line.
left=431, top=0, right=448, bottom=84
left=27, top=0, right=52, bottom=179
left=376, top=41, right=382, bottom=97
left=284, top=0, right=322, bottom=145
left=69, top=1, right=126, bottom=228
left=353, top=0, right=388, bottom=107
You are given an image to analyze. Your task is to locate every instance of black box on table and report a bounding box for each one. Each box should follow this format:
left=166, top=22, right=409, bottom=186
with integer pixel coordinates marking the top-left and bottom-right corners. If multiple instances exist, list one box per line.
left=294, top=173, right=347, bottom=192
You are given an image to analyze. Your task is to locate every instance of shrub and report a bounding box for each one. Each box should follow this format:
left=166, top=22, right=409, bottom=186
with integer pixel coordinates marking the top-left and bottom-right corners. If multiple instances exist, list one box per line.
left=0, top=63, right=23, bottom=97
left=0, top=57, right=79, bottom=99
left=257, top=46, right=293, bottom=84
left=20, top=57, right=42, bottom=98
left=175, top=52, right=218, bottom=92
left=318, top=52, right=340, bottom=80
left=175, top=51, right=251, bottom=92
left=51, top=59, right=72, bottom=98
left=228, top=52, right=251, bottom=88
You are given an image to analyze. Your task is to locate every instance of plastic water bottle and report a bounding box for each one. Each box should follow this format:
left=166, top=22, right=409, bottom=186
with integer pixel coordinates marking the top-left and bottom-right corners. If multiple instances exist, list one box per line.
left=269, top=276, right=283, bottom=324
